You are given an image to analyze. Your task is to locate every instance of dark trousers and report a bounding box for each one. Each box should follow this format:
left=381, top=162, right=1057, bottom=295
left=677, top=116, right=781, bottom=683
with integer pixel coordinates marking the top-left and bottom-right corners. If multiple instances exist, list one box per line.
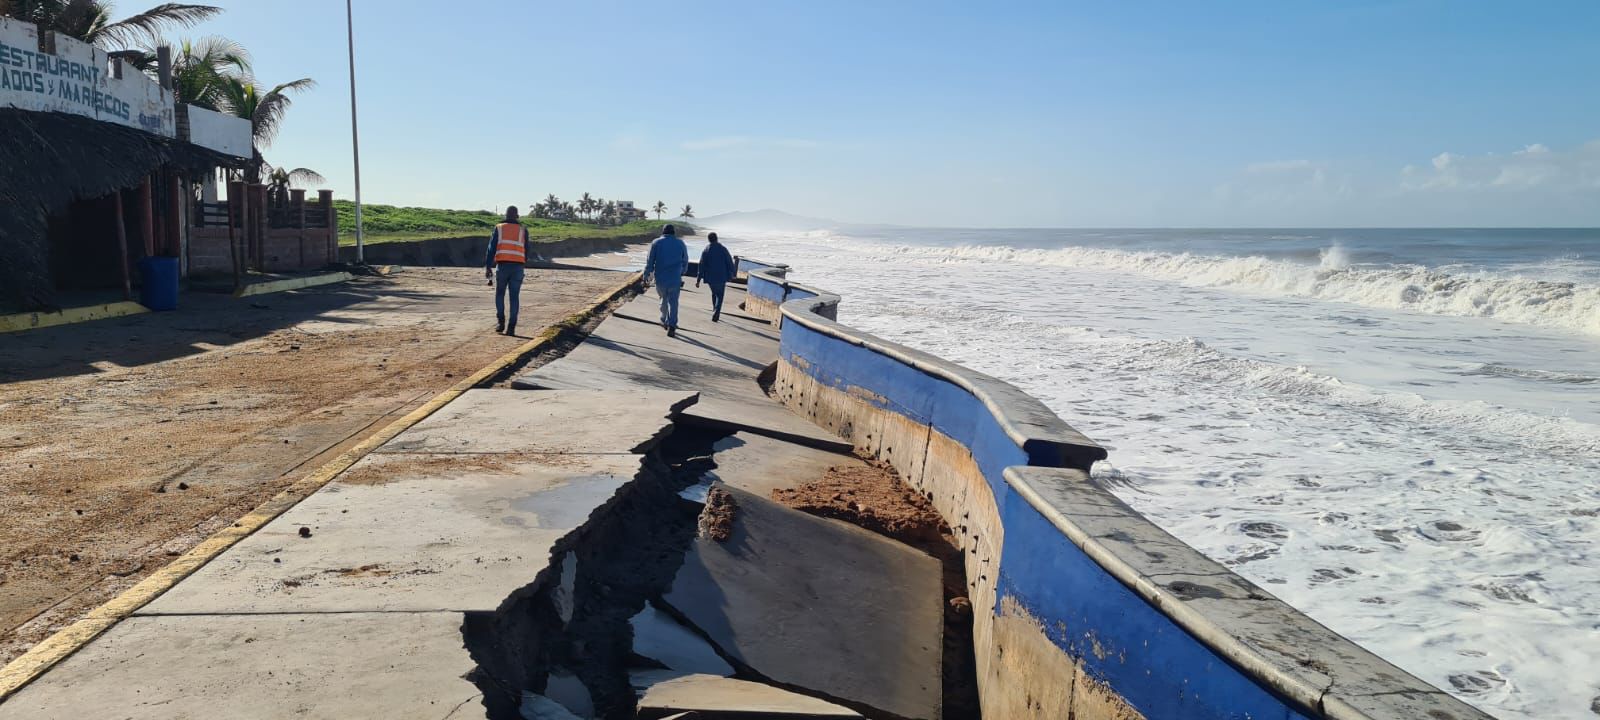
left=495, top=262, right=524, bottom=326
left=707, top=280, right=727, bottom=314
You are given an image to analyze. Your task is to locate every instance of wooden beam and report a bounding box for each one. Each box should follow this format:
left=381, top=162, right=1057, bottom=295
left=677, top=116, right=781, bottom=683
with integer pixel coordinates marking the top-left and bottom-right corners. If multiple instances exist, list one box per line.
left=114, top=191, right=132, bottom=301
left=139, top=176, right=154, bottom=257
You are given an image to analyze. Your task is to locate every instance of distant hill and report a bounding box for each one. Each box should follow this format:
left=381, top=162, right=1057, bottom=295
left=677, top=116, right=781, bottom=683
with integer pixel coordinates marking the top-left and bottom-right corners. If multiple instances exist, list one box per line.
left=697, top=209, right=839, bottom=233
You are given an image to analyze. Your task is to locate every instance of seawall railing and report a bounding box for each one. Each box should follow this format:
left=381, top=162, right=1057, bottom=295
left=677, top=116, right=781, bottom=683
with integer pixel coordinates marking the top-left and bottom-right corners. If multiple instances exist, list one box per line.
left=746, top=261, right=1488, bottom=720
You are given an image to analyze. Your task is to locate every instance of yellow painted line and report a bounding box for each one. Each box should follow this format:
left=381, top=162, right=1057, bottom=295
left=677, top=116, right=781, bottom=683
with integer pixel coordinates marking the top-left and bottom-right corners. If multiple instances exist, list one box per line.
left=0, top=301, right=148, bottom=335
left=0, top=272, right=642, bottom=702
left=232, top=271, right=355, bottom=298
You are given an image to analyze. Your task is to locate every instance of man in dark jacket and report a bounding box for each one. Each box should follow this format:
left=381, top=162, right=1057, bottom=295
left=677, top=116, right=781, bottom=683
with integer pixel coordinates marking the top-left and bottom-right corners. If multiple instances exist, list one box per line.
left=695, top=232, right=738, bottom=322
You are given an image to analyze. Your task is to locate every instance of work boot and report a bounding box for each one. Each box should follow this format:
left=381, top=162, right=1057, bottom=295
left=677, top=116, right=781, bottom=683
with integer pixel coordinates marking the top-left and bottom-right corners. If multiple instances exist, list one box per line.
left=505, top=323, right=516, bottom=337
left=495, top=318, right=504, bottom=334
left=712, top=310, right=721, bottom=323
left=667, top=325, right=676, bottom=338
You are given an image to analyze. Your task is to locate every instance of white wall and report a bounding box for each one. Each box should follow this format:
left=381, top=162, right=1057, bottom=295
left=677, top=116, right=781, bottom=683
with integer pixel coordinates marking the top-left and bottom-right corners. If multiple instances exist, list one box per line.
left=186, top=104, right=251, bottom=158
left=0, top=16, right=174, bottom=137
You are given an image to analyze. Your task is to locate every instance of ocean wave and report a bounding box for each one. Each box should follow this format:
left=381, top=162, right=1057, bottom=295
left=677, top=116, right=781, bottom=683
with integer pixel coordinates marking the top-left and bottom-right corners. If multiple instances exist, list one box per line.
left=1119, top=337, right=1600, bottom=458
left=864, top=301, right=1600, bottom=459
left=1460, top=364, right=1599, bottom=385
left=843, top=240, right=1600, bottom=337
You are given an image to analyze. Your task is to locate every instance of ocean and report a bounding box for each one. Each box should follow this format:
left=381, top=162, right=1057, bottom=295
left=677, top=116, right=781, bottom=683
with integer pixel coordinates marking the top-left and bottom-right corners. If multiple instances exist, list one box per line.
left=696, top=226, right=1600, bottom=720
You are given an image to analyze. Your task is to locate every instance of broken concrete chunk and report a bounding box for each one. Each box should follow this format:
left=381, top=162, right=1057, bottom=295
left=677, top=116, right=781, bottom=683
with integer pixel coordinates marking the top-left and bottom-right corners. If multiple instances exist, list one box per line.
left=553, top=551, right=577, bottom=624
left=629, top=605, right=734, bottom=677
left=661, top=486, right=943, bottom=720
left=520, top=692, right=583, bottom=720
left=631, top=671, right=861, bottom=719
left=542, top=671, right=594, bottom=719
left=708, top=433, right=869, bottom=497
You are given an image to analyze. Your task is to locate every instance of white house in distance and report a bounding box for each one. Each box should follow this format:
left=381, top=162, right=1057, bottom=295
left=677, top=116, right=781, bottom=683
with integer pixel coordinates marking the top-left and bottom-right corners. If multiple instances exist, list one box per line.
left=615, top=200, right=648, bottom=222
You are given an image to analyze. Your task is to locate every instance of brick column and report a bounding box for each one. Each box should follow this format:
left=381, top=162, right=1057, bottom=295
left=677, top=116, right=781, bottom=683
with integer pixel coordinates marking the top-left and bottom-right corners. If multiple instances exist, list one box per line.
left=291, top=189, right=307, bottom=269
left=319, top=190, right=336, bottom=264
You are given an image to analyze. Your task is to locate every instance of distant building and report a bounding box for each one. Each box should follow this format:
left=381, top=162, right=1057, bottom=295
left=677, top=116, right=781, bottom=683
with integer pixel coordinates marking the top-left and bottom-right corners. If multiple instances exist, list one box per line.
left=615, top=200, right=647, bottom=222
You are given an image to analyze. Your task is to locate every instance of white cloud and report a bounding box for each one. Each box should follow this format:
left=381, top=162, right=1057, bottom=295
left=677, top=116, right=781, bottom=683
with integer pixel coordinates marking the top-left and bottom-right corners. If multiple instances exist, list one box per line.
left=681, top=136, right=752, bottom=151
left=1402, top=140, right=1600, bottom=192
left=679, top=136, right=825, bottom=152
left=1244, top=159, right=1315, bottom=174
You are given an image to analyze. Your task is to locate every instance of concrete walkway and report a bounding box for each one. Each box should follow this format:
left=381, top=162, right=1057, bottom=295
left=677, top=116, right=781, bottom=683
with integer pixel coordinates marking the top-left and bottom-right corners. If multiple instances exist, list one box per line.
left=0, top=281, right=940, bottom=719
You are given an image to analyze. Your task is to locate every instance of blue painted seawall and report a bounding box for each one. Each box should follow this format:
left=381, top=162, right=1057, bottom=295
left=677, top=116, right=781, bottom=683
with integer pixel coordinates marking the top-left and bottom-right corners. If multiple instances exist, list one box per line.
left=750, top=261, right=1489, bottom=720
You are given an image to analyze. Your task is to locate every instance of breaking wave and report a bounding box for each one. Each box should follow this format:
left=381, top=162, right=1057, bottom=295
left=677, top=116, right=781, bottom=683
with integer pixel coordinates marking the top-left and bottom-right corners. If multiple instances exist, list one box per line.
left=864, top=241, right=1600, bottom=337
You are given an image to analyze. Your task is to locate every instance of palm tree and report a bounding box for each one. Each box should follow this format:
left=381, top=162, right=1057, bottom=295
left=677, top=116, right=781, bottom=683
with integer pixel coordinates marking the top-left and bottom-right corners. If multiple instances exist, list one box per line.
left=0, top=1, right=221, bottom=49
left=264, top=165, right=324, bottom=206
left=600, top=200, right=617, bottom=226
left=219, top=76, right=315, bottom=183
left=680, top=204, right=694, bottom=219
left=652, top=201, right=667, bottom=220
left=152, top=35, right=247, bottom=109
left=577, top=192, right=596, bottom=222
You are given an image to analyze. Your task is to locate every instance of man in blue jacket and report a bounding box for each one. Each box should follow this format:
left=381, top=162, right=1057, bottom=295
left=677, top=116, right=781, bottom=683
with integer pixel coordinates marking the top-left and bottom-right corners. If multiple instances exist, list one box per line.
left=642, top=224, right=688, bottom=337
left=695, top=232, right=737, bottom=322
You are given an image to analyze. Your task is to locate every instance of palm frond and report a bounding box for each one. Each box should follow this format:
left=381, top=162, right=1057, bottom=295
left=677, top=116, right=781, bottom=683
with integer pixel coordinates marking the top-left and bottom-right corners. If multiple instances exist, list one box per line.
left=285, top=167, right=324, bottom=186
left=91, top=3, right=220, bottom=48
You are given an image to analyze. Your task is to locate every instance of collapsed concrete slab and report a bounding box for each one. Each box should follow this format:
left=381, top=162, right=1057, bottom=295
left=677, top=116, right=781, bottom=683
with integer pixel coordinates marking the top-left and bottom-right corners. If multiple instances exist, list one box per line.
left=0, top=613, right=482, bottom=720
left=378, top=389, right=698, bottom=455
left=630, top=671, right=862, bottom=719
left=138, top=453, right=643, bottom=615
left=707, top=432, right=868, bottom=497
left=521, top=693, right=583, bottom=720
left=661, top=486, right=943, bottom=720
left=630, top=604, right=734, bottom=677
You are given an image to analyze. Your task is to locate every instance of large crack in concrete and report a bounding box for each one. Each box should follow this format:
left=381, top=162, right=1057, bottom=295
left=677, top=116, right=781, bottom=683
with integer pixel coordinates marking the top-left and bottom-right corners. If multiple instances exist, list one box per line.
left=460, top=425, right=729, bottom=719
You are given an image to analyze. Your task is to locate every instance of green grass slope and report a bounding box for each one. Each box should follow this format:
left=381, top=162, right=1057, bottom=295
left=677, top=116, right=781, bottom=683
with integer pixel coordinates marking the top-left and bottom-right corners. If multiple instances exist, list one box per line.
left=333, top=201, right=693, bottom=245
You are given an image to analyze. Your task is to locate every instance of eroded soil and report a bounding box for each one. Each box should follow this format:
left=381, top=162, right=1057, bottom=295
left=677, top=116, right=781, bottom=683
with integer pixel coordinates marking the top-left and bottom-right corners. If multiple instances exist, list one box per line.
left=773, top=462, right=982, bottom=719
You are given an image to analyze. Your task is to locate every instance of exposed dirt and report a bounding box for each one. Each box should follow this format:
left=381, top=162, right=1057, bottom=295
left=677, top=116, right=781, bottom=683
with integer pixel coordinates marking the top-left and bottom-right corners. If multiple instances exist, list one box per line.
left=773, top=462, right=982, bottom=720
left=698, top=486, right=738, bottom=542
left=0, top=266, right=627, bottom=665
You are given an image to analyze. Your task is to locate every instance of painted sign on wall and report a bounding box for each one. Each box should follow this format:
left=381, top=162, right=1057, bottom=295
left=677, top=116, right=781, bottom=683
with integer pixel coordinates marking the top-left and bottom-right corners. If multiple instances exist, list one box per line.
left=0, top=16, right=174, bottom=137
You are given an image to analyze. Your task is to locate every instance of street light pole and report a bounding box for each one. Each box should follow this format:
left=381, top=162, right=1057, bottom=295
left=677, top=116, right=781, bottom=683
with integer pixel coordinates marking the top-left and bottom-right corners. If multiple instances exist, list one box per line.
left=345, top=0, right=365, bottom=264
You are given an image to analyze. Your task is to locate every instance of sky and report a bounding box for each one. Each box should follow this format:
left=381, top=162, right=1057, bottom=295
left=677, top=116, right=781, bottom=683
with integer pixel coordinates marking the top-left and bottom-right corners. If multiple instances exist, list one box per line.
left=180, top=0, right=1598, bottom=227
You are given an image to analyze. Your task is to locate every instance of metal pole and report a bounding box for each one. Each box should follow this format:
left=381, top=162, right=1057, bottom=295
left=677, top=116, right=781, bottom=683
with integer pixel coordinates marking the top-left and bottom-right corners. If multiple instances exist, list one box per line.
left=345, top=0, right=365, bottom=265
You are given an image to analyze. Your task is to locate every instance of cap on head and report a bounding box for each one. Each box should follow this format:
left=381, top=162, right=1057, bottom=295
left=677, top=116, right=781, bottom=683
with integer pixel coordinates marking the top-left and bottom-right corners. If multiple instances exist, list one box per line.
left=708, top=232, right=719, bottom=243
left=662, top=224, right=677, bottom=236
left=505, top=206, right=520, bottom=222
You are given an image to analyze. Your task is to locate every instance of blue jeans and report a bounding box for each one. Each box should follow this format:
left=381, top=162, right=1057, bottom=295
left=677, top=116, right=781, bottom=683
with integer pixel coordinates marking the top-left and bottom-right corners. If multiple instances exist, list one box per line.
left=658, top=284, right=681, bottom=328
left=495, top=263, right=524, bottom=326
left=706, top=281, right=727, bottom=314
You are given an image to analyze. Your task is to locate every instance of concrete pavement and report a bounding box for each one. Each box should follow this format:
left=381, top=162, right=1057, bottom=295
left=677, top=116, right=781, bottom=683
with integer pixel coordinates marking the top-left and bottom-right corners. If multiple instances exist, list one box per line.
left=0, top=278, right=946, bottom=719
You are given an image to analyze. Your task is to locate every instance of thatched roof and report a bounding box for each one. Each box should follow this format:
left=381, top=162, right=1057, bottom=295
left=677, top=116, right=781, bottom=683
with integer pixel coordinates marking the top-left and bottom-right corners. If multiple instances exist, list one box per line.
left=0, top=108, right=241, bottom=310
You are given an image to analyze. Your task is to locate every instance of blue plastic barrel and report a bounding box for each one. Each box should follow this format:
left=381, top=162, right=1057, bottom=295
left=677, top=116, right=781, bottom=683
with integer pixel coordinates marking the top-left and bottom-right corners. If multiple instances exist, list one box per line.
left=138, top=256, right=180, bottom=311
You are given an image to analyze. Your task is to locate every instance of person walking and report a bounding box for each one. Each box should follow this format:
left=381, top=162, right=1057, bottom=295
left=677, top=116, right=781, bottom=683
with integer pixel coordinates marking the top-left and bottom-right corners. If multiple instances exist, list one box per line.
left=484, top=206, right=530, bottom=336
left=695, top=232, right=737, bottom=322
left=642, top=224, right=688, bottom=337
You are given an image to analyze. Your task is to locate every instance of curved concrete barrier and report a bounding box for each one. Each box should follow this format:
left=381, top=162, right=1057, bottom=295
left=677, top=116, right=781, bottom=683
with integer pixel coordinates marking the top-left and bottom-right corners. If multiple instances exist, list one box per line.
left=760, top=262, right=1489, bottom=720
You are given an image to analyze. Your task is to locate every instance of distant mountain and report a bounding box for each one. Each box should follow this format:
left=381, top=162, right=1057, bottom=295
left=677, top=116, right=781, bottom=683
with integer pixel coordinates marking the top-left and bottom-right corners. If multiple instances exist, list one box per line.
left=696, top=209, right=839, bottom=233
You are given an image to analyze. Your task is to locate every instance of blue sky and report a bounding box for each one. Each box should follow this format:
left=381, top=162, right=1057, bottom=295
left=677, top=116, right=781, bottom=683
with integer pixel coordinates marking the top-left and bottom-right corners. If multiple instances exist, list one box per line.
left=189, top=0, right=1598, bottom=227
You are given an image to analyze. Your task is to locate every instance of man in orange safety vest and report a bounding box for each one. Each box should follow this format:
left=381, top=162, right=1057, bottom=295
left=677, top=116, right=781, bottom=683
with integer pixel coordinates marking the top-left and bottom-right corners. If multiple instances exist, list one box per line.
left=484, top=206, right=531, bottom=335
